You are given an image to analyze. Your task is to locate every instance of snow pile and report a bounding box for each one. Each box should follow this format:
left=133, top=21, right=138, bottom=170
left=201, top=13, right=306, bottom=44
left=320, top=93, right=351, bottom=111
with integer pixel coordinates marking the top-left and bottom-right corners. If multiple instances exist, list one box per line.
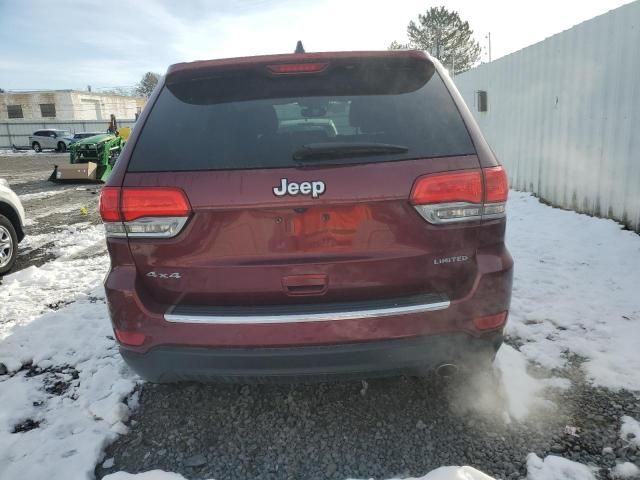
left=526, top=453, right=596, bottom=480
left=507, top=192, right=640, bottom=390
left=452, top=344, right=568, bottom=422
left=0, top=289, right=137, bottom=480
left=612, top=462, right=640, bottom=479
left=620, top=416, right=640, bottom=448
left=494, top=345, right=568, bottom=422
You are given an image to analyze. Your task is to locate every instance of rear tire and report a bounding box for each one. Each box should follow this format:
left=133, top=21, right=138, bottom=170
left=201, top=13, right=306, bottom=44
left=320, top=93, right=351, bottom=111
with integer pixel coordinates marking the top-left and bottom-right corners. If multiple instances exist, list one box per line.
left=0, top=215, right=18, bottom=276
left=57, top=142, right=66, bottom=153
left=32, top=142, right=41, bottom=153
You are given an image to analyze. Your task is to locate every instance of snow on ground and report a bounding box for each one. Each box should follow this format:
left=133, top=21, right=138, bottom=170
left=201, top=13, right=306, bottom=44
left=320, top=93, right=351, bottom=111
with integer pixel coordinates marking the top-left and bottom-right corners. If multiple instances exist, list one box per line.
left=17, top=223, right=104, bottom=260
left=0, top=224, right=107, bottom=341
left=506, top=191, right=640, bottom=391
left=0, top=149, right=37, bottom=157
left=0, top=289, right=137, bottom=480
left=620, top=416, right=640, bottom=448
left=19, top=189, right=68, bottom=201
left=525, top=453, right=596, bottom=480
left=0, top=220, right=124, bottom=479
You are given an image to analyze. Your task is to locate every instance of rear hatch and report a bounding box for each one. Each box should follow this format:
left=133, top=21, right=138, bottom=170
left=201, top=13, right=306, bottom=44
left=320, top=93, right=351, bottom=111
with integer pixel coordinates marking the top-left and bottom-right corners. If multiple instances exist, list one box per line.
left=114, top=52, right=488, bottom=307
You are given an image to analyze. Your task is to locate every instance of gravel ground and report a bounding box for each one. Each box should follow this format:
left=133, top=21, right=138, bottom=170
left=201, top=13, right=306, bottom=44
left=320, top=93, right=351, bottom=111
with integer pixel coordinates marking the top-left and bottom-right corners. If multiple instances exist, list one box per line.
left=96, top=365, right=639, bottom=480
left=0, top=153, right=103, bottom=273
left=2, top=153, right=639, bottom=480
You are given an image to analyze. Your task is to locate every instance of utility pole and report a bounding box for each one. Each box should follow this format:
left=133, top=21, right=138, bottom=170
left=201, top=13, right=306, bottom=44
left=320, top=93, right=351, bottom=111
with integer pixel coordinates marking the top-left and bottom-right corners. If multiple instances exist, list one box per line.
left=486, top=32, right=492, bottom=62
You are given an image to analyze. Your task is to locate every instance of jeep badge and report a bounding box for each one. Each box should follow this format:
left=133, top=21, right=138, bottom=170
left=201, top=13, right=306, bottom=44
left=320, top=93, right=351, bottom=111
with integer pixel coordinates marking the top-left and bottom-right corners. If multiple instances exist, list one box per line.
left=273, top=178, right=325, bottom=198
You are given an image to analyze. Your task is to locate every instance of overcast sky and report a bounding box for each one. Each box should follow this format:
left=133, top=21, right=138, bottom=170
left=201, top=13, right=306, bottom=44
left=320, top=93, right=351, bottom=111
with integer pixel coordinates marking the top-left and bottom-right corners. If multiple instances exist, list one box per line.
left=0, top=0, right=633, bottom=91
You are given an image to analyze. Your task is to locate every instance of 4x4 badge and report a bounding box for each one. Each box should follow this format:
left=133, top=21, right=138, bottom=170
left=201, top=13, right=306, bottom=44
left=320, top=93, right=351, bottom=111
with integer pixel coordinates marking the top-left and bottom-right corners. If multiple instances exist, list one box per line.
left=146, top=271, right=182, bottom=279
left=273, top=178, right=325, bottom=198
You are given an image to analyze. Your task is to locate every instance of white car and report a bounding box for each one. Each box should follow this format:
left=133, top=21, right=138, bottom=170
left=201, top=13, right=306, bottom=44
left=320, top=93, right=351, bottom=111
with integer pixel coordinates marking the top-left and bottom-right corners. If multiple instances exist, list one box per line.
left=29, top=129, right=74, bottom=153
left=0, top=179, right=26, bottom=275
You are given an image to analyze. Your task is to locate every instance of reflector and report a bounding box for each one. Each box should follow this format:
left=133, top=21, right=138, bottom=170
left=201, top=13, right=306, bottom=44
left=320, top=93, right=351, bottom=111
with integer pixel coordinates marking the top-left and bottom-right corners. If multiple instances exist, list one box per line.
left=474, top=311, right=508, bottom=330
left=114, top=329, right=146, bottom=346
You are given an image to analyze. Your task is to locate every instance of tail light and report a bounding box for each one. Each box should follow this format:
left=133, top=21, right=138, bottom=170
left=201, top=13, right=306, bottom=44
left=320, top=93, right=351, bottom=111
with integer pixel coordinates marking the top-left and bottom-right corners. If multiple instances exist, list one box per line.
left=99, top=187, right=191, bottom=238
left=410, top=166, right=508, bottom=224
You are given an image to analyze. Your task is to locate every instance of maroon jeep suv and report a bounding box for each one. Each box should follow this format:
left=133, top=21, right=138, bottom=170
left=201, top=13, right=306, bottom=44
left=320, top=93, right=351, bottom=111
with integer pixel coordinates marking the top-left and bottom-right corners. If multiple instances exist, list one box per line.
left=100, top=49, right=512, bottom=382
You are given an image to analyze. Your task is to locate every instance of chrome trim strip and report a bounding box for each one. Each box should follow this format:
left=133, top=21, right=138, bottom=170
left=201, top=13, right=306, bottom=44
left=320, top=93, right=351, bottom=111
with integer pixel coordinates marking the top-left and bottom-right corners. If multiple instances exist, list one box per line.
left=164, top=297, right=450, bottom=325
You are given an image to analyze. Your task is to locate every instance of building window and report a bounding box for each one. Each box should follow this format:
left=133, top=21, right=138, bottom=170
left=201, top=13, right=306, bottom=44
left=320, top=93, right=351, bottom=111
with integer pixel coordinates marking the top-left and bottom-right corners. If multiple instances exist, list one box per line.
left=40, top=103, right=56, bottom=118
left=476, top=91, right=488, bottom=112
left=7, top=105, right=23, bottom=119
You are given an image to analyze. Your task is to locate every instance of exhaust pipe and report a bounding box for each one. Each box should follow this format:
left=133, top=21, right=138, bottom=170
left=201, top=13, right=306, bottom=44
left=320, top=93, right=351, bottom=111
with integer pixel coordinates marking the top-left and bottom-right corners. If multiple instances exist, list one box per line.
left=435, top=363, right=459, bottom=378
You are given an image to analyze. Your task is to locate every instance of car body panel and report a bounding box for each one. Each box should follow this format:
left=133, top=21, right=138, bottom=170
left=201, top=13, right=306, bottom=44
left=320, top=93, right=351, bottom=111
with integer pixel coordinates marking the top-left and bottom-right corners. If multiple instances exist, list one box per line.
left=29, top=129, right=73, bottom=149
left=0, top=179, right=26, bottom=234
left=123, top=154, right=482, bottom=306
left=103, top=50, right=512, bottom=381
left=106, top=244, right=511, bottom=352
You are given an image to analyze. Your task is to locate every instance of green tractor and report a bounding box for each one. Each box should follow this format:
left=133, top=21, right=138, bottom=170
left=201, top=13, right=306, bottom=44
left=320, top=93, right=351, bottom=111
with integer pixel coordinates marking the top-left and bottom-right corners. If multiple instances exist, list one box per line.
left=49, top=133, right=125, bottom=183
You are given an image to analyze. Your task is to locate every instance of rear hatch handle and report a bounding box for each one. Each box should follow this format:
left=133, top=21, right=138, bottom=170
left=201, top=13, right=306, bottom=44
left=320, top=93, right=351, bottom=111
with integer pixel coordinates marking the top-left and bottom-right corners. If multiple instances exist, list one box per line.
left=282, top=274, right=328, bottom=296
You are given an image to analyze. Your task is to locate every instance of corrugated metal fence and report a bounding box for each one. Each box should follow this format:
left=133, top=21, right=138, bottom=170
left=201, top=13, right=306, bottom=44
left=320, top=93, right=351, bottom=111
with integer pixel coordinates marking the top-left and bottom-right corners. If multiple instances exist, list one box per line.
left=0, top=120, right=137, bottom=149
left=455, top=1, right=640, bottom=232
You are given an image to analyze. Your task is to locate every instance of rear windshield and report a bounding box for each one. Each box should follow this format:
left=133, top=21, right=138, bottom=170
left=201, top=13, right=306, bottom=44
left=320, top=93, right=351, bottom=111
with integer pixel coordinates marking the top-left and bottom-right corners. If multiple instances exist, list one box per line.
left=129, top=58, right=475, bottom=172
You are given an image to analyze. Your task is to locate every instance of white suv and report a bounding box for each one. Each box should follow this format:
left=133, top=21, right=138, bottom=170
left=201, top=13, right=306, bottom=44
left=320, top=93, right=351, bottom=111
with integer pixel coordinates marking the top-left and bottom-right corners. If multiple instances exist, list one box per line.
left=0, top=179, right=26, bottom=275
left=29, top=129, right=74, bottom=153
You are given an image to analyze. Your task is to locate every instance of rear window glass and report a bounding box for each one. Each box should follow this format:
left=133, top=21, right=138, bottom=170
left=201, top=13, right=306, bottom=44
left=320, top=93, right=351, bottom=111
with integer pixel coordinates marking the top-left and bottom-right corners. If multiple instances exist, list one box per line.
left=129, top=59, right=475, bottom=172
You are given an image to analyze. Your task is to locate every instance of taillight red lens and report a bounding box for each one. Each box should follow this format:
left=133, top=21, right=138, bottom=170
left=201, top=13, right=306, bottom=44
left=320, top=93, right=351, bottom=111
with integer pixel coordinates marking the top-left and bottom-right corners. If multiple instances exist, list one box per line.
left=266, top=62, right=328, bottom=74
left=99, top=187, right=121, bottom=222
left=484, top=166, right=509, bottom=203
left=121, top=188, right=191, bottom=221
left=473, top=311, right=508, bottom=330
left=114, top=329, right=146, bottom=346
left=410, top=170, right=483, bottom=205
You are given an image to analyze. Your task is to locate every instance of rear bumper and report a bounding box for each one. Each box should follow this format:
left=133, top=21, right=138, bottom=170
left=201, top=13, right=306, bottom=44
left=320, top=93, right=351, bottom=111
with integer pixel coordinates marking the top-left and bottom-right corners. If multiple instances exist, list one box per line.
left=105, top=244, right=512, bottom=350
left=120, top=332, right=503, bottom=383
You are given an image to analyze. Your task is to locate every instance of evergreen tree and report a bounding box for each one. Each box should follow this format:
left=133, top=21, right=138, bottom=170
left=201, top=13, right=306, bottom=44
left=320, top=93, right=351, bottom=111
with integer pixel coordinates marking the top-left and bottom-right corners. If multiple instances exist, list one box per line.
left=390, top=6, right=481, bottom=74
left=135, top=72, right=161, bottom=97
